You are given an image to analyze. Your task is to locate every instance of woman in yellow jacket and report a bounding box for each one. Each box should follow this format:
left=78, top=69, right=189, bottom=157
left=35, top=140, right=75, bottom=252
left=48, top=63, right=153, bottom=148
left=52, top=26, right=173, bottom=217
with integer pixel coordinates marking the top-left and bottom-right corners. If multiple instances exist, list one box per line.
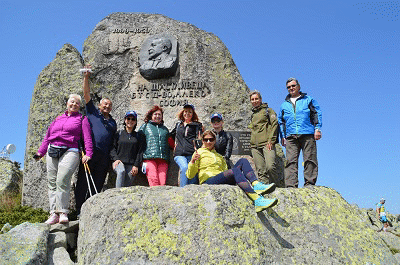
left=187, top=130, right=278, bottom=212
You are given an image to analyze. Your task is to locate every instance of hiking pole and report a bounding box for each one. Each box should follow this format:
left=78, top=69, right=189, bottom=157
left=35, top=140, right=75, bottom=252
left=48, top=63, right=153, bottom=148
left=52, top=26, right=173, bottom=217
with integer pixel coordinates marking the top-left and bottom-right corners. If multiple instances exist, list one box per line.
left=81, top=151, right=93, bottom=198
left=84, top=161, right=98, bottom=195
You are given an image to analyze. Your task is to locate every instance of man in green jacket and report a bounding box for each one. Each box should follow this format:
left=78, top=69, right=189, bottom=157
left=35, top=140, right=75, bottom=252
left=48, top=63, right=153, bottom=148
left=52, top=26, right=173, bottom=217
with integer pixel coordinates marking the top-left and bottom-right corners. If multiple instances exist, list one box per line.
left=248, top=91, right=279, bottom=184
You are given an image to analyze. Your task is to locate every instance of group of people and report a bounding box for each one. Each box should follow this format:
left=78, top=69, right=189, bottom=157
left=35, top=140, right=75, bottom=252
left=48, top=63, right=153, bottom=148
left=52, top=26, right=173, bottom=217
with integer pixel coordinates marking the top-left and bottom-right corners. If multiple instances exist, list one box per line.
left=35, top=65, right=323, bottom=225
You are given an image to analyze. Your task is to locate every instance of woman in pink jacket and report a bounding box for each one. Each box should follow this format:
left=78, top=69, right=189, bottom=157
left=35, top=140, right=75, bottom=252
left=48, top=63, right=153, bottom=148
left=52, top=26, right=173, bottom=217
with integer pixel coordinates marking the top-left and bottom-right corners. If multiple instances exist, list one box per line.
left=35, top=94, right=93, bottom=225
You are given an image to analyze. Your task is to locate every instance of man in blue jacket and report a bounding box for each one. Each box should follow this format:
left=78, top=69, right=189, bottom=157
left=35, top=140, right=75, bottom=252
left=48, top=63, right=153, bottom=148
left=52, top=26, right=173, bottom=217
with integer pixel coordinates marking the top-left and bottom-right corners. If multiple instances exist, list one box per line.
left=278, top=78, right=322, bottom=188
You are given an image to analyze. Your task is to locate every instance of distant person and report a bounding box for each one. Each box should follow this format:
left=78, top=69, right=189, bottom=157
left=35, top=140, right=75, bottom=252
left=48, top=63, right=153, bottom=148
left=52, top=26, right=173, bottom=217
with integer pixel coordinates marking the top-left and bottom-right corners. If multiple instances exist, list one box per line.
left=210, top=113, right=233, bottom=169
left=187, top=130, right=278, bottom=212
left=248, top=91, right=279, bottom=184
left=139, top=106, right=171, bottom=186
left=75, top=65, right=117, bottom=215
left=170, top=104, right=203, bottom=187
left=278, top=77, right=322, bottom=188
left=139, top=37, right=178, bottom=79
left=110, top=111, right=143, bottom=188
left=376, top=198, right=389, bottom=232
left=35, top=94, right=93, bottom=225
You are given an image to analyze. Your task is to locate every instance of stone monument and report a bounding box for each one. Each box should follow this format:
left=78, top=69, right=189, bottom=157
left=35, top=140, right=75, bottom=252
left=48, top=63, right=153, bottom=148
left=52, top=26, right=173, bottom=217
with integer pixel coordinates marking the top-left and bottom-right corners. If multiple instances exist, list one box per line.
left=23, top=13, right=283, bottom=211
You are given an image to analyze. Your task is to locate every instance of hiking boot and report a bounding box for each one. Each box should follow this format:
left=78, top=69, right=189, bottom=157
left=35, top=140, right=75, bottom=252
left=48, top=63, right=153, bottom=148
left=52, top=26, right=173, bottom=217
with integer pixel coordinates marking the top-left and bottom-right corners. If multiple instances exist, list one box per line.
left=254, top=197, right=278, bottom=212
left=59, top=213, right=69, bottom=224
left=253, top=182, right=276, bottom=195
left=45, top=213, right=59, bottom=225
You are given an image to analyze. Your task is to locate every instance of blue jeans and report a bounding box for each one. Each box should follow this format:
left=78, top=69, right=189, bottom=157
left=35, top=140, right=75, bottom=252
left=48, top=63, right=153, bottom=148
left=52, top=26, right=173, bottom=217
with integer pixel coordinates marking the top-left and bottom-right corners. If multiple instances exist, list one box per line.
left=174, top=155, right=199, bottom=187
left=114, top=162, right=134, bottom=188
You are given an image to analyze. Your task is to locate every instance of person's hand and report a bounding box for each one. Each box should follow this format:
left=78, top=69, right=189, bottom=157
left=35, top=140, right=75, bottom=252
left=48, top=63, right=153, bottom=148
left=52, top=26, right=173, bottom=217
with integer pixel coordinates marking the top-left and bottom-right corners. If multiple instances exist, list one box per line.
left=83, top=64, right=91, bottom=79
left=113, top=160, right=121, bottom=169
left=314, top=130, right=322, bottom=140
left=82, top=155, right=91, bottom=164
left=281, top=138, right=287, bottom=147
left=33, top=153, right=42, bottom=161
left=191, top=151, right=200, bottom=163
left=266, top=142, right=273, bottom=151
left=131, top=166, right=139, bottom=176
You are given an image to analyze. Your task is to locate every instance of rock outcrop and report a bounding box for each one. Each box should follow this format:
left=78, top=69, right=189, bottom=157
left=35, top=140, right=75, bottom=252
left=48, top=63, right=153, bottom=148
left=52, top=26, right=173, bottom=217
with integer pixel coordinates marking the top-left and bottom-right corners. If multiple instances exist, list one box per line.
left=23, top=13, right=285, bottom=211
left=23, top=44, right=84, bottom=210
left=0, top=158, right=22, bottom=195
left=0, top=222, right=49, bottom=265
left=2, top=186, right=399, bottom=264
left=77, top=185, right=399, bottom=264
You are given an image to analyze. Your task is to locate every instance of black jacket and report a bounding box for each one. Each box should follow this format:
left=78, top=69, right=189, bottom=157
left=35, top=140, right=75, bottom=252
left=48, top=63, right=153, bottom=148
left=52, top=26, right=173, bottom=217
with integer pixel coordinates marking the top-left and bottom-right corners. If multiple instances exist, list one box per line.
left=214, top=129, right=233, bottom=168
left=170, top=121, right=203, bottom=157
left=110, top=129, right=143, bottom=167
left=214, top=130, right=233, bottom=160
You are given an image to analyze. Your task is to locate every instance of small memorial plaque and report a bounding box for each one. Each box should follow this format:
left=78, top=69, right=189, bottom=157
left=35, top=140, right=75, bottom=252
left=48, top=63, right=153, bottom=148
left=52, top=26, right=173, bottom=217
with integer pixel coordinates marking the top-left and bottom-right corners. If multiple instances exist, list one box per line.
left=227, top=131, right=252, bottom=156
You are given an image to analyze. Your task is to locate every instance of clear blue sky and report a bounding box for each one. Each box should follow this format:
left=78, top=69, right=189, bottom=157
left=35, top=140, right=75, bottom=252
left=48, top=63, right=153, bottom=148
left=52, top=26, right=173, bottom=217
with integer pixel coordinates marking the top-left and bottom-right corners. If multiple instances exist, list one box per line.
left=1, top=0, right=399, bottom=213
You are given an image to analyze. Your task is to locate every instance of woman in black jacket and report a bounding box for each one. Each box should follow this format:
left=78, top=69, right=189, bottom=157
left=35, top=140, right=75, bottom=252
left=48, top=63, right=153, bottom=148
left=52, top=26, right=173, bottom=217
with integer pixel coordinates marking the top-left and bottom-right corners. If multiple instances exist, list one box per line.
left=110, top=111, right=143, bottom=188
left=170, top=104, right=203, bottom=187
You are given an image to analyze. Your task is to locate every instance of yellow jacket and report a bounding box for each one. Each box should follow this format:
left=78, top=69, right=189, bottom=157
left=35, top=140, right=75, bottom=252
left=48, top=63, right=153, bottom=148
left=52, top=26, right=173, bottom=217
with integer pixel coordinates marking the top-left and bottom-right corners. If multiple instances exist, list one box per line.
left=186, top=147, right=228, bottom=184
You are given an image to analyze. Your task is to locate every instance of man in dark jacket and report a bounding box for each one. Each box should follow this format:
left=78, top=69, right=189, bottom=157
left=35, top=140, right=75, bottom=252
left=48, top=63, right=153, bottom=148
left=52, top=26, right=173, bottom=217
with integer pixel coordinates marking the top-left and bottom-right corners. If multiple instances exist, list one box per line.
left=75, top=65, right=117, bottom=214
left=210, top=113, right=233, bottom=168
left=248, top=91, right=279, bottom=184
left=278, top=77, right=322, bottom=188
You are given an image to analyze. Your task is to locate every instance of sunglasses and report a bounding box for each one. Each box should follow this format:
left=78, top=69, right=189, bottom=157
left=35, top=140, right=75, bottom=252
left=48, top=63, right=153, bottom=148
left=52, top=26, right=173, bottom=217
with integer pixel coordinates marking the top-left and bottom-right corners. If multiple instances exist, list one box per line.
left=211, top=119, right=222, bottom=123
left=286, top=84, right=297, bottom=89
left=203, top=138, right=215, bottom=142
left=126, top=117, right=136, bottom=121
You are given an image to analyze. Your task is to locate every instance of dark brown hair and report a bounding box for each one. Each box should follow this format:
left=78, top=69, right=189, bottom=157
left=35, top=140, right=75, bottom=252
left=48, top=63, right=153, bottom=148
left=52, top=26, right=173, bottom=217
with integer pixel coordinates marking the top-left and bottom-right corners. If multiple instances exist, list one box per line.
left=144, top=105, right=164, bottom=123
left=177, top=106, right=199, bottom=122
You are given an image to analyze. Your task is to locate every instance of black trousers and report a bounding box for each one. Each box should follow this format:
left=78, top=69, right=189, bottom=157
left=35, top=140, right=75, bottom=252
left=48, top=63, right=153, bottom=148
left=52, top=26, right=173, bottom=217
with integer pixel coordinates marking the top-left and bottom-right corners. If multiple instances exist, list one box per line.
left=74, top=149, right=110, bottom=213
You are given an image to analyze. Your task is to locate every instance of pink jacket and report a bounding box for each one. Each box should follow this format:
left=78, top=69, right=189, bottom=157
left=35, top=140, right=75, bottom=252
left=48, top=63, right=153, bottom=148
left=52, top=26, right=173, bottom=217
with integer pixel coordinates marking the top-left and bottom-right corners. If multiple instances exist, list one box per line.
left=37, top=111, right=93, bottom=157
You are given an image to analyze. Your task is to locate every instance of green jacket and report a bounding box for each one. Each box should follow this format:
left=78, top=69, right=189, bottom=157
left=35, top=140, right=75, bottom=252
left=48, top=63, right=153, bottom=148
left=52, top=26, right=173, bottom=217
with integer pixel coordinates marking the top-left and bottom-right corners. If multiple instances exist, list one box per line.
left=248, top=103, right=279, bottom=148
left=139, top=121, right=170, bottom=161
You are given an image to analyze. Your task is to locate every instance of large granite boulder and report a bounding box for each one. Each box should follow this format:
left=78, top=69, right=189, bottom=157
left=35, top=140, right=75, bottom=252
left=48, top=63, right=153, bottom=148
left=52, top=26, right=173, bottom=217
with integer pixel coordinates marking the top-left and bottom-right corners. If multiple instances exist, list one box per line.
left=0, top=222, right=49, bottom=265
left=23, top=13, right=285, bottom=211
left=0, top=158, right=22, bottom=195
left=77, top=185, right=398, bottom=264
left=23, top=44, right=84, bottom=210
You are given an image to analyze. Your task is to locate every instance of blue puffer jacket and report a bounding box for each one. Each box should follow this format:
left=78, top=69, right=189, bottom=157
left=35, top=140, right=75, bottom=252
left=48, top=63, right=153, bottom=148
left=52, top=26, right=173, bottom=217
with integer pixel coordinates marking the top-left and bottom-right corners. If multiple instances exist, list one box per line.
left=139, top=121, right=170, bottom=161
left=278, top=92, right=322, bottom=138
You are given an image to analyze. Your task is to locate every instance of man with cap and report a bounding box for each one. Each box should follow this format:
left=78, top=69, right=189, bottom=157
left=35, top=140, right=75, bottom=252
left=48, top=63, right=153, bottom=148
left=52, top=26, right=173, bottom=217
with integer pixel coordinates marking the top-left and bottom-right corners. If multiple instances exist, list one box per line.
left=278, top=77, right=322, bottom=188
left=75, top=64, right=117, bottom=214
left=210, top=113, right=234, bottom=169
left=248, top=91, right=279, bottom=185
left=376, top=198, right=389, bottom=232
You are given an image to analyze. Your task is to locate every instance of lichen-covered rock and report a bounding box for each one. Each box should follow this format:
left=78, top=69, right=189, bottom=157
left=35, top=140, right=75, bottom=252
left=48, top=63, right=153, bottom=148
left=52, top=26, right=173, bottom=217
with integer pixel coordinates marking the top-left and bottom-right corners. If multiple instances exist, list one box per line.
left=0, top=222, right=49, bottom=265
left=22, top=44, right=84, bottom=210
left=0, top=158, right=22, bottom=195
left=263, top=187, right=398, bottom=264
left=77, top=185, right=398, bottom=264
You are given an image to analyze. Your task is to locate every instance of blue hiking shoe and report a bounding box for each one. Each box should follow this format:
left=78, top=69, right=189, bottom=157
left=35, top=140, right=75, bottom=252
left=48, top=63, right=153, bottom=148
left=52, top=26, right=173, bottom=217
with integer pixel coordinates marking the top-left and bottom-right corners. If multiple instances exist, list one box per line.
left=253, top=182, right=276, bottom=195
left=254, top=197, right=278, bottom=212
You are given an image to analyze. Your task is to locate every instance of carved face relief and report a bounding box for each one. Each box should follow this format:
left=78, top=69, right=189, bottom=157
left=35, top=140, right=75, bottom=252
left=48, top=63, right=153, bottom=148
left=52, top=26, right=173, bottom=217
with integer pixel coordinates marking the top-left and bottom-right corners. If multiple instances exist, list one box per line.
left=139, top=34, right=179, bottom=80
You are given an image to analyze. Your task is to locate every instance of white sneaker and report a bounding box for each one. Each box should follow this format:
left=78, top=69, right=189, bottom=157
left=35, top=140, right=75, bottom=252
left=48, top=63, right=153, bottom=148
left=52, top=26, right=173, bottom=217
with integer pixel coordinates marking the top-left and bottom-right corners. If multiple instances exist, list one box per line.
left=59, top=213, right=69, bottom=224
left=45, top=213, right=59, bottom=225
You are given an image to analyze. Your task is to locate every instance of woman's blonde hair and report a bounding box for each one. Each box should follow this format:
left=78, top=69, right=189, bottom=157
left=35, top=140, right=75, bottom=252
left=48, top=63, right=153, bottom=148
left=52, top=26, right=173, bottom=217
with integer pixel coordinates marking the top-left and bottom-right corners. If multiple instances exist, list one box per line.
left=68, top=94, right=82, bottom=104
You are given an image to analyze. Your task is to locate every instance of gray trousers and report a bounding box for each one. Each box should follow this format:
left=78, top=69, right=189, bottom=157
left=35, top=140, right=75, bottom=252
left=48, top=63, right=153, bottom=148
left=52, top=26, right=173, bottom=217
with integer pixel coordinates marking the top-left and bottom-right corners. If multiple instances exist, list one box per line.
left=114, top=162, right=135, bottom=188
left=285, top=134, right=318, bottom=188
left=46, top=151, right=80, bottom=214
left=251, top=145, right=277, bottom=184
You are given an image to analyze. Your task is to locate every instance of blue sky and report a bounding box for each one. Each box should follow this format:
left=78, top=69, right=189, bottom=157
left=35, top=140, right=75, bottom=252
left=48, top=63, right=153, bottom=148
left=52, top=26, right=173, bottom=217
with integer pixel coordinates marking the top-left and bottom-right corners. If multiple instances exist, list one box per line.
left=0, top=0, right=399, bottom=213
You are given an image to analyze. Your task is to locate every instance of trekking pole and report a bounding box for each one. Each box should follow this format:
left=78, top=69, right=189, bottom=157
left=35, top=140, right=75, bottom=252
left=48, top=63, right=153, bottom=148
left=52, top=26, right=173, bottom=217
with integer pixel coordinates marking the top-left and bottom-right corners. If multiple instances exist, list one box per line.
left=84, top=161, right=98, bottom=194
left=81, top=151, right=93, bottom=198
